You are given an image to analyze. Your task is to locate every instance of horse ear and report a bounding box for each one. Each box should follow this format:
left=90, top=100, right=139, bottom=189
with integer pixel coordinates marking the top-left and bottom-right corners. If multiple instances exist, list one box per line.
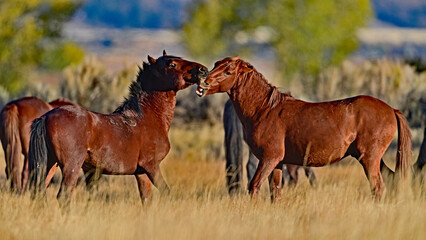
left=163, top=50, right=167, bottom=56
left=148, top=55, right=156, bottom=64
left=242, top=62, right=253, bottom=70
left=239, top=62, right=254, bottom=73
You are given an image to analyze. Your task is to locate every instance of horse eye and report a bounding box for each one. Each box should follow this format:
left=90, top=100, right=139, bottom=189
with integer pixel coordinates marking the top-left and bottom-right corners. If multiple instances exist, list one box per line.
left=225, top=72, right=231, bottom=75
left=170, top=63, right=176, bottom=68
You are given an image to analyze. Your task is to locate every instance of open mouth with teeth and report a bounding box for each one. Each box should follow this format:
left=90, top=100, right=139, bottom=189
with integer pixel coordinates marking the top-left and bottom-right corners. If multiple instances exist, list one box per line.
left=195, top=81, right=209, bottom=97
left=196, top=85, right=205, bottom=97
left=195, top=71, right=209, bottom=97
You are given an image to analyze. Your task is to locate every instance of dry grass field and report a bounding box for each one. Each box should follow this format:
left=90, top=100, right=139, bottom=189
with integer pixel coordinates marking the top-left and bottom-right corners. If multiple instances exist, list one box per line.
left=0, top=127, right=424, bottom=240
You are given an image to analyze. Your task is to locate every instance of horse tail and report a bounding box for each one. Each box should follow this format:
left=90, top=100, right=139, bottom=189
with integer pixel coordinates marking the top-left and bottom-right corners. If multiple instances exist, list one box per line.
left=28, top=117, right=48, bottom=196
left=394, top=110, right=412, bottom=179
left=0, top=104, right=22, bottom=190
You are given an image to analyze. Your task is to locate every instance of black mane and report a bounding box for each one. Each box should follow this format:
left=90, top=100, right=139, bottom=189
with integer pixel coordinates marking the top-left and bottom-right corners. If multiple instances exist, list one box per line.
left=113, top=55, right=183, bottom=115
left=113, top=62, right=152, bottom=115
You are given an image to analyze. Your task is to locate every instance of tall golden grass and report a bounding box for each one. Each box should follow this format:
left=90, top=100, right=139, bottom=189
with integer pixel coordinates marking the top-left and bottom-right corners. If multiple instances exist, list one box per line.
left=0, top=148, right=425, bottom=240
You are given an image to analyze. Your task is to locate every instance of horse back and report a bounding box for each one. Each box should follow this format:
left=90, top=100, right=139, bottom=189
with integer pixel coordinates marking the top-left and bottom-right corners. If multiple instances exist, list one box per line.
left=284, top=95, right=396, bottom=136
left=7, top=97, right=52, bottom=127
left=255, top=95, right=397, bottom=166
left=1, top=97, right=51, bottom=149
left=350, top=95, right=397, bottom=130
left=42, top=105, right=150, bottom=174
left=48, top=98, right=75, bottom=108
left=42, top=105, right=93, bottom=158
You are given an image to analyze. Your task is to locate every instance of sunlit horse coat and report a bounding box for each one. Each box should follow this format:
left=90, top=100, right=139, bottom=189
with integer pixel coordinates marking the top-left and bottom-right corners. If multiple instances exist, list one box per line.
left=223, top=99, right=316, bottom=195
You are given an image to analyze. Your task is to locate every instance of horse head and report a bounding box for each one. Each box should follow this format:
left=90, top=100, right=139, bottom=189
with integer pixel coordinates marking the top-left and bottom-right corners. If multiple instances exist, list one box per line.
left=196, top=56, right=254, bottom=97
left=142, top=50, right=209, bottom=91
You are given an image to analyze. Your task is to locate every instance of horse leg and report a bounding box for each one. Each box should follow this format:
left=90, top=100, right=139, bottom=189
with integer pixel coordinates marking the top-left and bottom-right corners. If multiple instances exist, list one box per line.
left=282, top=165, right=290, bottom=187
left=8, top=142, right=22, bottom=192
left=380, top=158, right=395, bottom=190
left=21, top=155, right=29, bottom=192
left=304, top=167, right=317, bottom=187
left=20, top=132, right=31, bottom=192
left=57, top=164, right=81, bottom=209
left=226, top=155, right=243, bottom=195
left=45, top=163, right=59, bottom=188
left=84, top=168, right=102, bottom=193
left=246, top=152, right=259, bottom=186
left=360, top=155, right=385, bottom=201
left=146, top=166, right=170, bottom=195
left=287, top=165, right=299, bottom=187
left=135, top=173, right=152, bottom=204
left=249, top=158, right=281, bottom=200
left=268, top=164, right=283, bottom=202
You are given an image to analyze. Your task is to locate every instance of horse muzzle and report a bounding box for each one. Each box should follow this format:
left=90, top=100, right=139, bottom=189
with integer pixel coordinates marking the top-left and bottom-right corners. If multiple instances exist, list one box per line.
left=196, top=81, right=209, bottom=97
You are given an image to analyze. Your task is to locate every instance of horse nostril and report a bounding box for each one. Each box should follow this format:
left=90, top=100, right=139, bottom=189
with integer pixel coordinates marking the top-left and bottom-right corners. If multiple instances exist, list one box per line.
left=199, top=67, right=209, bottom=75
left=204, top=82, right=209, bottom=86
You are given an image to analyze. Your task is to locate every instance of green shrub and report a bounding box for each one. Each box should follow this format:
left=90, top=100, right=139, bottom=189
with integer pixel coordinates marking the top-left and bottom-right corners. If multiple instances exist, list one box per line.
left=40, top=42, right=85, bottom=70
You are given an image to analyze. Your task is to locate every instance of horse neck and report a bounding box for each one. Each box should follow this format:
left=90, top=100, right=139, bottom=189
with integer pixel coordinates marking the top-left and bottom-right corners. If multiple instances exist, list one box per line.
left=228, top=71, right=277, bottom=122
left=141, top=91, right=176, bottom=131
left=117, top=90, right=177, bottom=132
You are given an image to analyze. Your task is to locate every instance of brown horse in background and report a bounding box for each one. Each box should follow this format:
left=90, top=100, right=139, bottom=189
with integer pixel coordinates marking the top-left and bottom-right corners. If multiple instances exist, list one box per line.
left=0, top=97, right=74, bottom=192
left=197, top=57, right=411, bottom=201
left=29, top=51, right=208, bottom=206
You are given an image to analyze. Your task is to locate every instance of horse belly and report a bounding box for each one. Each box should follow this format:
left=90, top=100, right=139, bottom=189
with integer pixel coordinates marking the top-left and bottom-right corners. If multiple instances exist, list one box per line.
left=89, top=148, right=139, bottom=175
left=284, top=139, right=350, bottom=167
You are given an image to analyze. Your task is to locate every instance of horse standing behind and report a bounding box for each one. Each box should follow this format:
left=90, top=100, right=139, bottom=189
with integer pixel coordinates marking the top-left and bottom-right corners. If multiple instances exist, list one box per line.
left=197, top=57, right=411, bottom=201
left=223, top=99, right=316, bottom=195
left=29, top=52, right=208, bottom=206
left=416, top=127, right=426, bottom=171
left=0, top=97, right=73, bottom=192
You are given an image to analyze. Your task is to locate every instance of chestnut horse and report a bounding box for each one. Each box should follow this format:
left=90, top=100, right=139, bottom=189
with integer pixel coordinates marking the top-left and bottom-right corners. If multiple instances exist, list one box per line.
left=223, top=99, right=316, bottom=196
left=0, top=97, right=73, bottom=192
left=197, top=57, right=411, bottom=201
left=29, top=51, right=208, bottom=205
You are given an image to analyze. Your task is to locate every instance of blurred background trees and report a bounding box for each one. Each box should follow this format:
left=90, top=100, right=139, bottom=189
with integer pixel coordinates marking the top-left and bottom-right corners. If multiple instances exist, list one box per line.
left=0, top=0, right=84, bottom=94
left=183, top=0, right=372, bottom=77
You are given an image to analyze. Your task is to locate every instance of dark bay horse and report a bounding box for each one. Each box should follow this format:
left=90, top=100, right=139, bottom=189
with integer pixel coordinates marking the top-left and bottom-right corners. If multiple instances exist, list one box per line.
left=223, top=99, right=316, bottom=195
left=197, top=57, right=411, bottom=201
left=29, top=51, right=209, bottom=205
left=416, top=127, right=425, bottom=171
left=0, top=97, right=73, bottom=192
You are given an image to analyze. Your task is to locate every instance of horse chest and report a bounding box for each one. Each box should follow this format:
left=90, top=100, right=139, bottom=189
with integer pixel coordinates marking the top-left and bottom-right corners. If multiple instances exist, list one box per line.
left=243, top=126, right=283, bottom=159
left=140, top=135, right=170, bottom=162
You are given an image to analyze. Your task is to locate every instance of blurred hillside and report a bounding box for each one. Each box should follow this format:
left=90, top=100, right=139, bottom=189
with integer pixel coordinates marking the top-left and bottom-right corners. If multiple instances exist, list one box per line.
left=372, top=0, right=426, bottom=28
left=76, top=0, right=426, bottom=29
left=62, top=0, right=426, bottom=71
